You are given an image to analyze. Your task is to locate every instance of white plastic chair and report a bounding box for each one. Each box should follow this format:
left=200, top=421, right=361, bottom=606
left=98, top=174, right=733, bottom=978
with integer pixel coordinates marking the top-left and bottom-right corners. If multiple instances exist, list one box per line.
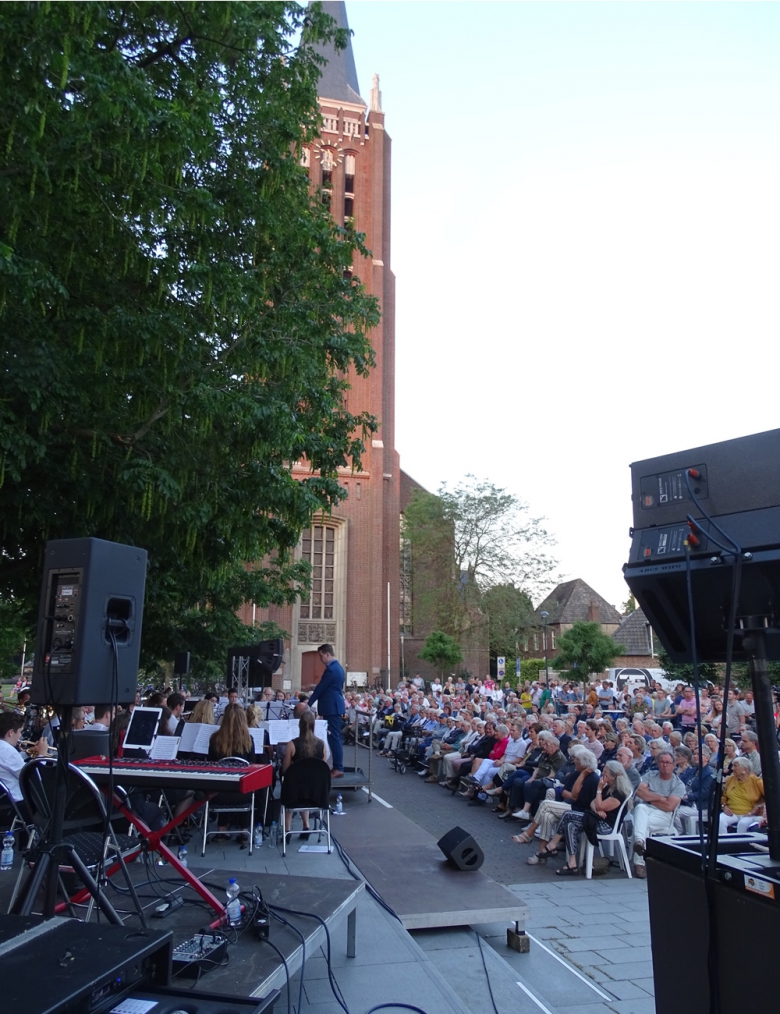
left=582, top=794, right=634, bottom=880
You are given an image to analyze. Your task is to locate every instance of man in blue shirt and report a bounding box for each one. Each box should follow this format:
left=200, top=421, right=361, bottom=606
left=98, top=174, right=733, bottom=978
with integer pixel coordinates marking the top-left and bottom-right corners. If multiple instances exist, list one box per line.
left=309, top=643, right=346, bottom=777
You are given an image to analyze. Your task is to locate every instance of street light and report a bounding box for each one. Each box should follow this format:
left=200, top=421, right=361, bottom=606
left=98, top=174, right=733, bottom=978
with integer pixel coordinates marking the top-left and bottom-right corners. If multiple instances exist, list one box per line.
left=540, top=610, right=550, bottom=688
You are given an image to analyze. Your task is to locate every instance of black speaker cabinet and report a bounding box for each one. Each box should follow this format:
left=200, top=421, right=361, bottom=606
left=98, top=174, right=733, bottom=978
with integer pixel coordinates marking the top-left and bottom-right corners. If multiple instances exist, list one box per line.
left=437, top=826, right=484, bottom=871
left=174, top=651, right=191, bottom=675
left=32, top=538, right=147, bottom=706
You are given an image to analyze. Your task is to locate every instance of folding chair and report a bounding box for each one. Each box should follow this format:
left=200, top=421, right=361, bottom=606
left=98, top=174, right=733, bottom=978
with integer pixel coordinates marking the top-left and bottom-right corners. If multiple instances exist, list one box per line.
left=279, top=758, right=332, bottom=857
left=200, top=756, right=257, bottom=856
left=582, top=794, right=634, bottom=880
left=16, top=757, right=145, bottom=922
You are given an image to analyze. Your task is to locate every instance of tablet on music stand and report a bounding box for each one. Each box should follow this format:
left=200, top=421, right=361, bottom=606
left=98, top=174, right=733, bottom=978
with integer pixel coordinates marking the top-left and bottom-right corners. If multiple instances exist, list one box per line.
left=123, top=707, right=162, bottom=755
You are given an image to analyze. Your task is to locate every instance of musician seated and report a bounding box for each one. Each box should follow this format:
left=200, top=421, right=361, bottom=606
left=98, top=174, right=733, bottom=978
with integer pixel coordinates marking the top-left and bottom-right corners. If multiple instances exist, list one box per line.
left=188, top=698, right=216, bottom=726
left=0, top=712, right=48, bottom=813
left=166, top=693, right=186, bottom=735
left=281, top=711, right=327, bottom=837
left=208, top=703, right=255, bottom=844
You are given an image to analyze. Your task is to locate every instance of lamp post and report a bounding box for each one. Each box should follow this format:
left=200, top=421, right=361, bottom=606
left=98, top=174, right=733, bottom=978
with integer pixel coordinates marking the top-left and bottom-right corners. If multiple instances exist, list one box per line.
left=540, top=610, right=550, bottom=687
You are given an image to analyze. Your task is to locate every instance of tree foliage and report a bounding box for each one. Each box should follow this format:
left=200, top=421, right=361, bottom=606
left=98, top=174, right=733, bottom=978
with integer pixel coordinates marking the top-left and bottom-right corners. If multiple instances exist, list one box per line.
left=554, top=622, right=624, bottom=681
left=482, top=583, right=534, bottom=660
left=0, top=2, right=380, bottom=668
left=418, top=631, right=463, bottom=677
left=402, top=477, right=558, bottom=637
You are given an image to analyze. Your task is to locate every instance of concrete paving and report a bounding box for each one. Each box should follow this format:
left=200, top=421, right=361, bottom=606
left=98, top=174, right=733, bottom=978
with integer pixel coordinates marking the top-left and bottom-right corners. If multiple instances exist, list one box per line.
left=194, top=747, right=656, bottom=1013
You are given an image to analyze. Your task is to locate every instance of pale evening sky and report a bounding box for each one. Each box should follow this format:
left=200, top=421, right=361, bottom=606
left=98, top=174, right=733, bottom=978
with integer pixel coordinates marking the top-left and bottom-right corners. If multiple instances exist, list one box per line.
left=341, top=1, right=780, bottom=609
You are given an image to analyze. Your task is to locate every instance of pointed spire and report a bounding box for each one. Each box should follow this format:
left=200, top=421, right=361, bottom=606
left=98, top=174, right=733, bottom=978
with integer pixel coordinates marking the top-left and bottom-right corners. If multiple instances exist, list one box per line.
left=370, top=73, right=382, bottom=112
left=310, top=2, right=365, bottom=107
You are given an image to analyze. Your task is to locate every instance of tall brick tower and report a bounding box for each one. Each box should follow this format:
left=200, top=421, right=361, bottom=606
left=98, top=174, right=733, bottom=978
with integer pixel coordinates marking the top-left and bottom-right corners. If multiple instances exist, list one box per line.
left=245, top=2, right=400, bottom=690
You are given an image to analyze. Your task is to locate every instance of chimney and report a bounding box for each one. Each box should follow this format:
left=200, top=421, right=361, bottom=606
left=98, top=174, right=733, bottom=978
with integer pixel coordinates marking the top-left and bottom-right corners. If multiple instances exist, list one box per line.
left=588, top=601, right=600, bottom=623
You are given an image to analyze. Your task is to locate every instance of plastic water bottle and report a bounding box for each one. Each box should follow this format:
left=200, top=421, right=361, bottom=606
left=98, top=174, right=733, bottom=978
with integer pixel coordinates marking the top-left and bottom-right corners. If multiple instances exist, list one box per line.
left=253, top=824, right=263, bottom=849
left=226, top=878, right=241, bottom=926
left=270, top=820, right=278, bottom=845
left=335, top=794, right=343, bottom=815
left=177, top=845, right=188, bottom=868
left=0, top=832, right=13, bottom=872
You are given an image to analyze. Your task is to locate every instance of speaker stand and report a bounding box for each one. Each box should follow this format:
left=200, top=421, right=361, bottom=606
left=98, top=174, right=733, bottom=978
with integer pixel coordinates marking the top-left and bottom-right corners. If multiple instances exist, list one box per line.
left=12, top=707, right=126, bottom=924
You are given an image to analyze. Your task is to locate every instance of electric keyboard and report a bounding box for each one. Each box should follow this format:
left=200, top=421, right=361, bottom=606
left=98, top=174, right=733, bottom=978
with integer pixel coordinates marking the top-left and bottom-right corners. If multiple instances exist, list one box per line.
left=77, top=756, right=273, bottom=793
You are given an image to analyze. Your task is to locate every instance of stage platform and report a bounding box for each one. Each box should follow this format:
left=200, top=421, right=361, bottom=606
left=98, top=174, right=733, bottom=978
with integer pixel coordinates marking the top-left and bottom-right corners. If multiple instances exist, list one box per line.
left=0, top=858, right=363, bottom=1002
left=331, top=787, right=529, bottom=931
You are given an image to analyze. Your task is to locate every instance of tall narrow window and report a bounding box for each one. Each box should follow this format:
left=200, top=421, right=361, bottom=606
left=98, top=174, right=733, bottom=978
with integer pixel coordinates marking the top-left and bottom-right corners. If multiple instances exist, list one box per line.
left=344, top=154, right=356, bottom=195
left=300, top=147, right=310, bottom=169
left=299, top=525, right=335, bottom=619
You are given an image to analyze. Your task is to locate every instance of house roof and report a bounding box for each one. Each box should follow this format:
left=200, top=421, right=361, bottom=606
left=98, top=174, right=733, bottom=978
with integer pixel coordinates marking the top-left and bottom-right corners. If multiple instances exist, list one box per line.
left=613, top=608, right=654, bottom=655
left=311, top=2, right=365, bottom=107
left=535, top=579, right=622, bottom=626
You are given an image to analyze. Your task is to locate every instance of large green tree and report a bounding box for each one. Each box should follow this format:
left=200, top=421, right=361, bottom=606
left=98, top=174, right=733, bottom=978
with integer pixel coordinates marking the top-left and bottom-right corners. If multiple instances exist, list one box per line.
left=402, top=477, right=558, bottom=637
left=0, top=2, right=380, bottom=671
left=481, top=582, right=534, bottom=661
left=555, top=621, right=624, bottom=681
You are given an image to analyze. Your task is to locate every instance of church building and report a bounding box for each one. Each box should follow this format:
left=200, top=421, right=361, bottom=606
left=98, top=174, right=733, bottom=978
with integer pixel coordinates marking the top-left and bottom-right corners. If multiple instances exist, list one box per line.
left=242, top=2, right=402, bottom=690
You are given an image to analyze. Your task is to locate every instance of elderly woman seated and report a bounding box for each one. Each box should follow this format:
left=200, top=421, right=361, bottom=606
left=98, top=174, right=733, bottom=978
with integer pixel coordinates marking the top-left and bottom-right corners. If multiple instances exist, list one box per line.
left=548, top=759, right=633, bottom=876
left=719, top=756, right=764, bottom=834
left=520, top=747, right=600, bottom=865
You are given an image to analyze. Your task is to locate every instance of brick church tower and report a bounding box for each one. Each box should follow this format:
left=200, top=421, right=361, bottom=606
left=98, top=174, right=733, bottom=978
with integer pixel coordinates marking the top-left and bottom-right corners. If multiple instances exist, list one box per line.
left=243, top=1, right=400, bottom=690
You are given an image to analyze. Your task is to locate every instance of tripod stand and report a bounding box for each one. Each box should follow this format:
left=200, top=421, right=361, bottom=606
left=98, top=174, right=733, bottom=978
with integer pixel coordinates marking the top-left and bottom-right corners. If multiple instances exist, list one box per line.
left=11, top=707, right=142, bottom=924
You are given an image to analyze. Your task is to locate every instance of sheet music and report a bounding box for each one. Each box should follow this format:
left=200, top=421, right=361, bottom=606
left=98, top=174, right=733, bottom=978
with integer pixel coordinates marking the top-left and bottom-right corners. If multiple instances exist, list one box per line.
left=150, top=736, right=180, bottom=761
left=191, top=723, right=219, bottom=754
left=249, top=727, right=265, bottom=754
left=262, top=719, right=328, bottom=746
left=265, top=719, right=294, bottom=745
left=178, top=722, right=201, bottom=753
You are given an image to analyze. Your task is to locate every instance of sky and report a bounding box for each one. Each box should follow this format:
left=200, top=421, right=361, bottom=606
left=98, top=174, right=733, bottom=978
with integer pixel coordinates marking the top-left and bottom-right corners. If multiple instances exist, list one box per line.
left=341, top=1, right=780, bottom=609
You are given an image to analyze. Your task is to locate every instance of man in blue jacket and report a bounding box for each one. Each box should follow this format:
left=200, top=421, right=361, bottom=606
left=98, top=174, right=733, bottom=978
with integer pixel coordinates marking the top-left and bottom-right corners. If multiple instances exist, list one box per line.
left=309, top=643, right=346, bottom=778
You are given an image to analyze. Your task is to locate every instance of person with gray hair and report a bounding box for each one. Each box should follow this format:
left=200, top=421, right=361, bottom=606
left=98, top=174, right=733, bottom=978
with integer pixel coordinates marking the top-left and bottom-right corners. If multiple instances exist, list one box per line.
left=739, top=729, right=762, bottom=776
left=674, top=743, right=714, bottom=833
left=540, top=752, right=617, bottom=875
left=522, top=747, right=600, bottom=866
left=638, top=737, right=668, bottom=777
left=631, top=750, right=684, bottom=878
left=719, top=755, right=765, bottom=834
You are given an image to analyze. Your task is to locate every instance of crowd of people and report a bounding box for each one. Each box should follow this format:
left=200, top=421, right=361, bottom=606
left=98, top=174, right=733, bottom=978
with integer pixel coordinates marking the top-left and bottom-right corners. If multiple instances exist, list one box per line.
left=0, top=664, right=338, bottom=845
left=354, top=672, right=773, bottom=878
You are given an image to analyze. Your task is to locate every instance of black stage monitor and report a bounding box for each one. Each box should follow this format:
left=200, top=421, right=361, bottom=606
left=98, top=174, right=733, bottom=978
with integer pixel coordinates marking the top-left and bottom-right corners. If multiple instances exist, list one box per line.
left=69, top=729, right=111, bottom=761
left=624, top=427, right=780, bottom=662
left=226, top=639, right=284, bottom=689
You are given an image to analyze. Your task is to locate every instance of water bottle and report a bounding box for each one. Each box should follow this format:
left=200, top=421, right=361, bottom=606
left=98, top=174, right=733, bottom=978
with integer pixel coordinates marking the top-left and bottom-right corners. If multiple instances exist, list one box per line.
left=1, top=832, right=13, bottom=872
left=335, top=794, right=343, bottom=815
left=226, top=878, right=241, bottom=927
left=270, top=820, right=277, bottom=845
left=253, top=824, right=263, bottom=849
left=177, top=845, right=188, bottom=868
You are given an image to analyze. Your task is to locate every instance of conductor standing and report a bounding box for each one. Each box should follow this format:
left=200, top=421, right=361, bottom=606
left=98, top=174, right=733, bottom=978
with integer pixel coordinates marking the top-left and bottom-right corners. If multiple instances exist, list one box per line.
left=309, top=643, right=346, bottom=778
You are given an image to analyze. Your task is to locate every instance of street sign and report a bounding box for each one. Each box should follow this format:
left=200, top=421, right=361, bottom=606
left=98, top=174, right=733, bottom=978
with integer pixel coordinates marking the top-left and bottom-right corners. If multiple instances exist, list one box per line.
left=497, top=656, right=505, bottom=679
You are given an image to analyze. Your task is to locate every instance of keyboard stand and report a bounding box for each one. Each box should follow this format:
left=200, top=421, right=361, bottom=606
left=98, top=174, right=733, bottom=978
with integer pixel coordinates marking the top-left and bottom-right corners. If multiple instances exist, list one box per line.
left=69, top=791, right=228, bottom=927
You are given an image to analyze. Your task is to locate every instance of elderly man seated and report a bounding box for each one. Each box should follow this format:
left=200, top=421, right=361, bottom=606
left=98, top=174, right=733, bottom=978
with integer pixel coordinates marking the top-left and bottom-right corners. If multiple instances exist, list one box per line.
left=674, top=743, right=714, bottom=833
left=442, top=719, right=493, bottom=786
left=503, top=733, right=566, bottom=821
left=719, top=757, right=764, bottom=834
left=425, top=716, right=471, bottom=783
left=631, top=749, right=684, bottom=878
left=462, top=721, right=525, bottom=797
